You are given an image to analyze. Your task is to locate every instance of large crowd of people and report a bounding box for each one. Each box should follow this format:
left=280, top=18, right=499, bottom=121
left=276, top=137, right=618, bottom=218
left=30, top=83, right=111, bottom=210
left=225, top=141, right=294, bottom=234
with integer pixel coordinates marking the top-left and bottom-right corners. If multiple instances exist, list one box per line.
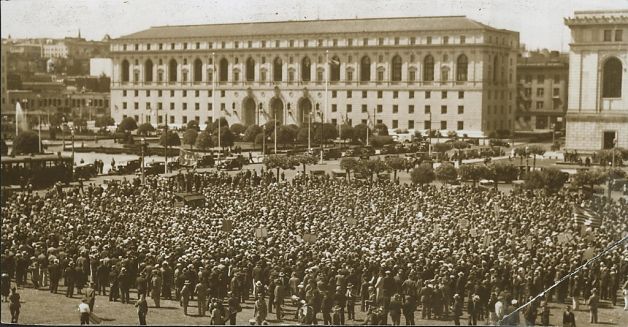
left=1, top=169, right=627, bottom=325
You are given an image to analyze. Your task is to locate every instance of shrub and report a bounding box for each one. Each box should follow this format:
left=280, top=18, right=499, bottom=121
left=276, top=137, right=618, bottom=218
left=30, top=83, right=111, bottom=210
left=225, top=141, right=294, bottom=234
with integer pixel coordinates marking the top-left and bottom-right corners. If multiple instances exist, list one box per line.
left=411, top=164, right=435, bottom=185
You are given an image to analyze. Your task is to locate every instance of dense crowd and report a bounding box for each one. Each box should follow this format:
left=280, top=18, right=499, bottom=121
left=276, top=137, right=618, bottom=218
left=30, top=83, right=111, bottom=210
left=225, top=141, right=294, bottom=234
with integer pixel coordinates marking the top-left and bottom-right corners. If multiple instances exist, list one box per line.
left=1, top=169, right=627, bottom=325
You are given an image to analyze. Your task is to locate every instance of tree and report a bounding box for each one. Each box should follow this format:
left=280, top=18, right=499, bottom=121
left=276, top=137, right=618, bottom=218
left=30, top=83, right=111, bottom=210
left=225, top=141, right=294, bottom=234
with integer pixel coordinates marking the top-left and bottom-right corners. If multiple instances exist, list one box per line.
left=433, top=143, right=453, bottom=153
left=338, top=124, right=354, bottom=141
left=320, top=123, right=339, bottom=142
left=293, top=154, right=319, bottom=173
left=596, top=148, right=626, bottom=166
left=277, top=125, right=297, bottom=145
left=183, top=128, right=199, bottom=149
left=213, top=128, right=235, bottom=148
left=353, top=124, right=372, bottom=143
left=340, top=157, right=359, bottom=180
left=489, top=162, right=519, bottom=185
left=159, top=130, right=181, bottom=147
left=571, top=169, right=607, bottom=190
left=371, top=136, right=394, bottom=147
left=435, top=163, right=458, bottom=184
left=451, top=140, right=470, bottom=150
left=428, top=129, right=442, bottom=138
left=230, top=123, right=246, bottom=137
left=243, top=125, right=263, bottom=142
left=206, top=117, right=229, bottom=132
left=525, top=168, right=568, bottom=193
left=12, top=131, right=41, bottom=155
left=187, top=120, right=200, bottom=131
left=374, top=123, right=389, bottom=136
left=411, top=164, right=435, bottom=185
left=385, top=156, right=407, bottom=181
left=73, top=117, right=87, bottom=133
left=95, top=116, right=115, bottom=128
left=263, top=154, right=295, bottom=178
left=136, top=123, right=155, bottom=136
left=458, top=164, right=491, bottom=187
left=355, top=159, right=389, bottom=181
left=195, top=131, right=213, bottom=150
left=447, top=130, right=458, bottom=139
left=118, top=117, right=138, bottom=133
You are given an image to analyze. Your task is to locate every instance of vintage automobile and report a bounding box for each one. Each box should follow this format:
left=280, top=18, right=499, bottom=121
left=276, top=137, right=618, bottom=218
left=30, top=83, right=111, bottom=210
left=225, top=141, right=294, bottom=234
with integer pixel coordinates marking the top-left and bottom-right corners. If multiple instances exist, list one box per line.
left=216, top=156, right=246, bottom=170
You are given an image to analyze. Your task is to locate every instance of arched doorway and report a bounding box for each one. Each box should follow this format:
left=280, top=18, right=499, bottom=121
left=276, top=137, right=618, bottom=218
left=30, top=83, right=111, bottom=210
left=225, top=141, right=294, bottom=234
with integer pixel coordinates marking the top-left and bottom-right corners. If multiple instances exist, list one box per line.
left=270, top=97, right=284, bottom=125
left=297, top=97, right=312, bottom=127
left=243, top=97, right=256, bottom=126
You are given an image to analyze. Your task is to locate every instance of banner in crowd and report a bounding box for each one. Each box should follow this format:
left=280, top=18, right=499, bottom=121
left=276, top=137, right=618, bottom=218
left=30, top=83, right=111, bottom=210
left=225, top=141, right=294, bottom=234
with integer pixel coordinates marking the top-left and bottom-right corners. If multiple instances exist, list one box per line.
left=255, top=227, right=268, bottom=238
left=573, top=205, right=602, bottom=228
left=179, top=149, right=198, bottom=167
left=222, top=220, right=233, bottom=232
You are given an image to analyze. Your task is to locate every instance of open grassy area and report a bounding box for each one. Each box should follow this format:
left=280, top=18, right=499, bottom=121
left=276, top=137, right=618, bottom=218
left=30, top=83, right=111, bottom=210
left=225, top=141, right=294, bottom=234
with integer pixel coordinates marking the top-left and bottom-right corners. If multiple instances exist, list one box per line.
left=2, top=284, right=626, bottom=325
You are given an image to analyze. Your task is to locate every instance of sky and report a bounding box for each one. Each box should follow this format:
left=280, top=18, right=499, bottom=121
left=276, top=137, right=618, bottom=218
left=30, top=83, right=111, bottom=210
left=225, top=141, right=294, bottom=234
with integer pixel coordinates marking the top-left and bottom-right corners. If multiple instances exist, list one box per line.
left=1, top=0, right=626, bottom=51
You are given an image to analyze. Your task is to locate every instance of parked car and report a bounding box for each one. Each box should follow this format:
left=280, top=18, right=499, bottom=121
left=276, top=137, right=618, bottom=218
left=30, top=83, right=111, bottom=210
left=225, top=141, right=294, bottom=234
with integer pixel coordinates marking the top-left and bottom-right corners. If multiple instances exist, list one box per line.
left=198, top=154, right=215, bottom=168
left=74, top=163, right=98, bottom=180
left=217, top=156, right=246, bottom=170
left=109, top=159, right=141, bottom=175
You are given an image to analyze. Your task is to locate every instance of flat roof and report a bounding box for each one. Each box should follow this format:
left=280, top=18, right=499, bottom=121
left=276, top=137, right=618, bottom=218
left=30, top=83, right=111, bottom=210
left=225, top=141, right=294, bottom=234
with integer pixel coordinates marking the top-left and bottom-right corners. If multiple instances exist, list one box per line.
left=1, top=154, right=72, bottom=162
left=118, top=16, right=513, bottom=40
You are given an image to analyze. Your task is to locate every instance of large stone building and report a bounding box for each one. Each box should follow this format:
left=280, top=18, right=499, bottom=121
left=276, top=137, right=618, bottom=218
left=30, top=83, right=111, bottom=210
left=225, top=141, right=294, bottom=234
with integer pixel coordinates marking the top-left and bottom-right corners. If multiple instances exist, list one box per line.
left=515, top=50, right=569, bottom=132
left=564, top=10, right=628, bottom=151
left=110, top=16, right=519, bottom=137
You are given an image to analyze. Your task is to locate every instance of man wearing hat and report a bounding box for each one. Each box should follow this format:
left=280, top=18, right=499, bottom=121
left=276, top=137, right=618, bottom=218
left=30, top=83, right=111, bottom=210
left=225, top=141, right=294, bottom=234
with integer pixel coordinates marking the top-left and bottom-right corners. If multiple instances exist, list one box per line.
left=273, top=278, right=285, bottom=321
left=65, top=262, right=77, bottom=298
left=119, top=267, right=131, bottom=304
left=587, top=288, right=598, bottom=323
left=84, top=282, right=97, bottom=312
left=227, top=291, right=242, bottom=325
left=150, top=270, right=162, bottom=308
left=180, top=280, right=192, bottom=315
left=419, top=280, right=433, bottom=320
left=452, top=293, right=463, bottom=325
left=195, top=280, right=208, bottom=316
left=346, top=283, right=356, bottom=321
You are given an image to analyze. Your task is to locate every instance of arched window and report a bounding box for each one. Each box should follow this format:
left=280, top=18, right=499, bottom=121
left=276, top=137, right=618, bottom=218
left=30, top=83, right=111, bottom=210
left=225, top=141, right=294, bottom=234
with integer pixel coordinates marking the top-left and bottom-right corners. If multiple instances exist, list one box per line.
left=330, top=56, right=340, bottom=82
left=193, top=58, right=203, bottom=82
left=456, top=55, right=468, bottom=82
left=168, top=59, right=177, bottom=82
left=144, top=59, right=153, bottom=82
left=391, top=55, right=402, bottom=82
left=121, top=60, right=130, bottom=82
left=423, top=55, right=434, bottom=81
left=360, top=56, right=371, bottom=82
left=603, top=57, right=622, bottom=98
left=301, top=57, right=311, bottom=82
left=219, top=58, right=229, bottom=82
left=246, top=57, right=255, bottom=82
left=273, top=57, right=283, bottom=82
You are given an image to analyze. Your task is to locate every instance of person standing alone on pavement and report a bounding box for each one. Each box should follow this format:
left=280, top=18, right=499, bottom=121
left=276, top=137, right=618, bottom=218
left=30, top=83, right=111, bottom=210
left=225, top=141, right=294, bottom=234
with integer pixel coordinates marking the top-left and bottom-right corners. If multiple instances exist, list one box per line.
left=135, top=293, right=148, bottom=325
left=9, top=287, right=21, bottom=323
left=78, top=298, right=91, bottom=325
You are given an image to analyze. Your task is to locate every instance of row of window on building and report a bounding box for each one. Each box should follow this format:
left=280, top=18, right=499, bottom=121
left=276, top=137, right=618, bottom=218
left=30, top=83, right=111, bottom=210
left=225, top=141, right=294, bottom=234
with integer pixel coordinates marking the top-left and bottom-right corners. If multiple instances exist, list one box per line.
left=603, top=29, right=623, bottom=42
left=119, top=35, right=482, bottom=52
left=10, top=97, right=109, bottom=108
left=521, top=74, right=564, bottom=84
left=523, top=87, right=563, bottom=97
left=120, top=54, right=477, bottom=83
left=121, top=89, right=472, bottom=100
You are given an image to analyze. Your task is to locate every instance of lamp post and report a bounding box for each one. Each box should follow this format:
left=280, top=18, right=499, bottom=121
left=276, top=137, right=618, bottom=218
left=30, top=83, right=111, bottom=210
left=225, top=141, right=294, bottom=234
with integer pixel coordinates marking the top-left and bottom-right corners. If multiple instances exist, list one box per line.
left=525, top=146, right=529, bottom=173
left=140, top=137, right=146, bottom=184
left=71, top=127, right=75, bottom=163
left=427, top=112, right=432, bottom=158
left=308, top=113, right=311, bottom=150
left=262, top=125, right=266, bottom=161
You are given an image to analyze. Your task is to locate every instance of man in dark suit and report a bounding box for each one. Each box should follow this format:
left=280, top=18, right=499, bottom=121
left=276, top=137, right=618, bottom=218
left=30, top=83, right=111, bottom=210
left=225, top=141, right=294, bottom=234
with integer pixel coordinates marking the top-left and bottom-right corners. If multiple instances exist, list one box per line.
left=588, top=288, right=598, bottom=323
left=274, top=278, right=284, bottom=321
left=562, top=305, right=576, bottom=327
left=420, top=281, right=432, bottom=319
left=65, top=262, right=76, bottom=298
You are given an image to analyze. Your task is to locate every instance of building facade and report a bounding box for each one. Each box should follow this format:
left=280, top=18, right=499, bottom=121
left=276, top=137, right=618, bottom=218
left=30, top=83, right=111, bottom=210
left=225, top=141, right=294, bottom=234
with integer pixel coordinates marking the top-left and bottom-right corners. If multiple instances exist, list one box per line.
left=110, top=16, right=519, bottom=137
left=515, top=50, right=569, bottom=132
left=564, top=10, right=628, bottom=151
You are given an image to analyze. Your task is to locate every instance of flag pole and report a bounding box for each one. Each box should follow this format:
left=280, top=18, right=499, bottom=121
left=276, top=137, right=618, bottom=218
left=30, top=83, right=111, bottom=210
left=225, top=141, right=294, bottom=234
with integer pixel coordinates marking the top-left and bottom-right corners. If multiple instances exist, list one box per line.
left=322, top=50, right=329, bottom=163
left=38, top=114, right=42, bottom=153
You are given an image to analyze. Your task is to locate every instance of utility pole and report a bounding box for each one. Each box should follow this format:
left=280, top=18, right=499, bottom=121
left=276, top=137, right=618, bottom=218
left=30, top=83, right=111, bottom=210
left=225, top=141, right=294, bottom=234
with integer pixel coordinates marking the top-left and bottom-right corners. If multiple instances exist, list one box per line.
left=141, top=137, right=146, bottom=184
left=164, top=113, right=168, bottom=174
left=308, top=113, right=311, bottom=150
left=212, top=52, right=219, bottom=164
left=274, top=111, right=277, bottom=154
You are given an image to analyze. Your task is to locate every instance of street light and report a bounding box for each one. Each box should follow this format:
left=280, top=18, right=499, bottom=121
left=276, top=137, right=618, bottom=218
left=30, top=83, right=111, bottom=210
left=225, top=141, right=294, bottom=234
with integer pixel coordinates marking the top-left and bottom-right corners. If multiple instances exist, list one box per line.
left=140, top=137, right=146, bottom=184
left=427, top=112, right=432, bottom=158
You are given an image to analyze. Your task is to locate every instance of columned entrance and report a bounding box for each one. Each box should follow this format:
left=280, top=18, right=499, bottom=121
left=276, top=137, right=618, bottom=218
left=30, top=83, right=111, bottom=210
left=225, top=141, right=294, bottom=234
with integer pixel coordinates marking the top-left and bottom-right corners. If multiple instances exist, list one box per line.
left=270, top=97, right=284, bottom=125
left=297, top=97, right=312, bottom=127
left=243, top=97, right=256, bottom=126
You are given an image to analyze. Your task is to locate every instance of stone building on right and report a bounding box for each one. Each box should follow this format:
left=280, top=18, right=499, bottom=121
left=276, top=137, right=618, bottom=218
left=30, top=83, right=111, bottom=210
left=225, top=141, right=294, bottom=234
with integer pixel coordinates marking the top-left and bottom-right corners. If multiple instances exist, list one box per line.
left=564, top=10, right=628, bottom=151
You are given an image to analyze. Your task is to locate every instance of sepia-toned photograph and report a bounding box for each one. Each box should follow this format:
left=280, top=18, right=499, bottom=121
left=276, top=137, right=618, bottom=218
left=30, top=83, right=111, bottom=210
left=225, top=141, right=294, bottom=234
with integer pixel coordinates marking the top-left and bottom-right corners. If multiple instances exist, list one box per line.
left=1, top=0, right=627, bottom=325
